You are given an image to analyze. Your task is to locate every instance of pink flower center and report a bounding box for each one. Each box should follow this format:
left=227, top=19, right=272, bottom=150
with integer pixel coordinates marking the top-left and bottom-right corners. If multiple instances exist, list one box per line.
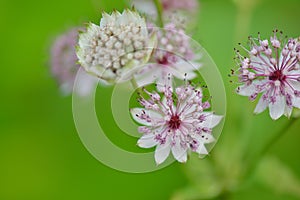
left=168, top=115, right=181, bottom=130
left=269, top=70, right=286, bottom=82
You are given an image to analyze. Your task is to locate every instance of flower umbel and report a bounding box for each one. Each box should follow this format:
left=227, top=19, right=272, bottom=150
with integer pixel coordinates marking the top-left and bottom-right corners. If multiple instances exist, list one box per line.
left=130, top=77, right=222, bottom=165
left=234, top=30, right=300, bottom=120
left=76, top=9, right=156, bottom=84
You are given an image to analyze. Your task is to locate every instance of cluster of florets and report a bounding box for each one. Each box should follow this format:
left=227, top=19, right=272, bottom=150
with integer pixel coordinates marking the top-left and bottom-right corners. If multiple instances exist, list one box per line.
left=76, top=9, right=156, bottom=83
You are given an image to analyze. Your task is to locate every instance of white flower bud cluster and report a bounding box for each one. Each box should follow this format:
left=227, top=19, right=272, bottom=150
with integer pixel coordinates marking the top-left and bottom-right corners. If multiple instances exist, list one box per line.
left=77, top=9, right=156, bottom=83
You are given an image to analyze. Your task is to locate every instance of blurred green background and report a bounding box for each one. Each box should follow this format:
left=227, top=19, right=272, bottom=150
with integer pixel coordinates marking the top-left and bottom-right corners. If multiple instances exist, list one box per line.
left=1, top=0, right=300, bottom=199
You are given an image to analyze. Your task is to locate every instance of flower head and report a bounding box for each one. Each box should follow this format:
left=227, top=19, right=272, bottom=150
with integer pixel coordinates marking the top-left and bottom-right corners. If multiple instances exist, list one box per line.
left=234, top=30, right=300, bottom=120
left=76, top=9, right=156, bottom=84
left=50, top=27, right=96, bottom=95
left=135, top=23, right=201, bottom=86
left=130, top=77, right=222, bottom=165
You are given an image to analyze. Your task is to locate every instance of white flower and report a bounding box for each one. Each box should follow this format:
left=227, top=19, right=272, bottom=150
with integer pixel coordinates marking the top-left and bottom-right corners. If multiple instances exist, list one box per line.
left=234, top=30, right=300, bottom=120
left=76, top=9, right=157, bottom=84
left=135, top=23, right=201, bottom=86
left=130, top=77, right=222, bottom=165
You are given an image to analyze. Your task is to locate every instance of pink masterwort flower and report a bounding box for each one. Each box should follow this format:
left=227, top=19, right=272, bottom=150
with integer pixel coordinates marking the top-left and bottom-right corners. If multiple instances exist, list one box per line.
left=234, top=30, right=300, bottom=120
left=50, top=27, right=97, bottom=96
left=135, top=23, right=201, bottom=86
left=130, top=76, right=222, bottom=165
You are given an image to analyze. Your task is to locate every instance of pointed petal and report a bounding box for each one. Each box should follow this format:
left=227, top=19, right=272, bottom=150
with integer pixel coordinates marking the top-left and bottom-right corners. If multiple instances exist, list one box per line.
left=198, top=133, right=215, bottom=144
left=236, top=84, right=256, bottom=96
left=254, top=96, right=268, bottom=114
left=100, top=12, right=113, bottom=27
left=135, top=65, right=160, bottom=87
left=200, top=113, right=223, bottom=128
left=173, top=59, right=202, bottom=72
left=269, top=95, right=285, bottom=120
left=170, top=60, right=200, bottom=80
left=163, top=66, right=193, bottom=80
left=187, top=60, right=202, bottom=71
left=120, top=9, right=146, bottom=28
left=173, top=70, right=197, bottom=80
left=171, top=137, right=187, bottom=163
left=130, top=108, right=162, bottom=126
left=155, top=76, right=172, bottom=93
left=196, top=143, right=208, bottom=155
left=284, top=105, right=293, bottom=118
left=78, top=23, right=99, bottom=48
left=293, top=97, right=300, bottom=109
left=155, top=138, right=171, bottom=165
left=111, top=10, right=121, bottom=22
left=137, top=134, right=157, bottom=148
left=289, top=80, right=300, bottom=91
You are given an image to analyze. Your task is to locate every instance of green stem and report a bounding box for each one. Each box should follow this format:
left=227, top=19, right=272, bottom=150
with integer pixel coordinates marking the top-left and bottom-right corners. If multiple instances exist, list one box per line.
left=245, top=118, right=297, bottom=178
left=130, top=77, right=142, bottom=93
left=153, top=0, right=164, bottom=27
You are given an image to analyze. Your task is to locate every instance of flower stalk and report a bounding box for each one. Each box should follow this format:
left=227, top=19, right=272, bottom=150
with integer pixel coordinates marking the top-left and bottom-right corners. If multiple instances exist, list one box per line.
left=130, top=77, right=143, bottom=93
left=153, top=0, right=164, bottom=27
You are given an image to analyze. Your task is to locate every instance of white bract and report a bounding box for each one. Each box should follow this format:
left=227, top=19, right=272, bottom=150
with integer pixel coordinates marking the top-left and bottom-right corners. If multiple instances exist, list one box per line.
left=76, top=9, right=156, bottom=84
